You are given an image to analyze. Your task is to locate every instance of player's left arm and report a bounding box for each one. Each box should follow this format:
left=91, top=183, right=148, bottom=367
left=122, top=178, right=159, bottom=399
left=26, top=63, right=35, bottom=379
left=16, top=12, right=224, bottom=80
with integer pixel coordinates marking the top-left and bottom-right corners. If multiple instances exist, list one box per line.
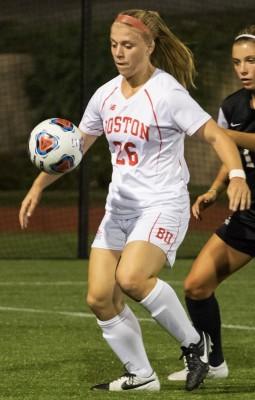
left=197, top=118, right=251, bottom=211
left=223, top=129, right=255, bottom=151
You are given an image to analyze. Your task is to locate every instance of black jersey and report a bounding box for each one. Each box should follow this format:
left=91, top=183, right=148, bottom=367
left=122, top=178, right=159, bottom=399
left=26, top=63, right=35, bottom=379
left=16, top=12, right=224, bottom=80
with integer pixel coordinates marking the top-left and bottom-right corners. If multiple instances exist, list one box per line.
left=218, top=88, right=255, bottom=198
left=216, top=89, right=255, bottom=256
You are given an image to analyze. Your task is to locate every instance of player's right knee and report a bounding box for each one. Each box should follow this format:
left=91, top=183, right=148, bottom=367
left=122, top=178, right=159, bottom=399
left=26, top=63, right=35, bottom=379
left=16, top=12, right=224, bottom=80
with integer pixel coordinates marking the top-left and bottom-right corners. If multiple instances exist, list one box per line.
left=86, top=292, right=107, bottom=313
left=87, top=291, right=121, bottom=318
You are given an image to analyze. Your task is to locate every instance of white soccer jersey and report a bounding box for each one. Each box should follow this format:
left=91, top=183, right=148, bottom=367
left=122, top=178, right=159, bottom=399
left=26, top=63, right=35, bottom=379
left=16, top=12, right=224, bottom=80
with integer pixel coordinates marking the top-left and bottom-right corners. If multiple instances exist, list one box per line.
left=217, top=108, right=229, bottom=128
left=79, top=68, right=211, bottom=217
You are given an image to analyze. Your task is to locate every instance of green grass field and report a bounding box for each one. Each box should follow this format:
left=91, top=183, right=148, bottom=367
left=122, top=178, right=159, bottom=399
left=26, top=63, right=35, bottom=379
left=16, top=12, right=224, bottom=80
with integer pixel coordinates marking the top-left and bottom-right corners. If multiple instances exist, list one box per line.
left=0, top=231, right=211, bottom=259
left=0, top=259, right=254, bottom=399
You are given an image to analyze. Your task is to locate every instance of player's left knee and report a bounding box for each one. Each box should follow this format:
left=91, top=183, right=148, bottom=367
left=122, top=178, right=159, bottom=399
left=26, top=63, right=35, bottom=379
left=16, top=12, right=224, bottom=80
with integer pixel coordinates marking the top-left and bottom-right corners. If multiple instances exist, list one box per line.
left=184, top=276, right=213, bottom=299
left=184, top=284, right=213, bottom=300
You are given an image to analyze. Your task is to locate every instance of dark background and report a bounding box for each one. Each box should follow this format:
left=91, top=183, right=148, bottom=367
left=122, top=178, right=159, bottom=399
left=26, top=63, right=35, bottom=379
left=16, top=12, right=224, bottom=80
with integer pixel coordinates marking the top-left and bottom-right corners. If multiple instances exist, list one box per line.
left=0, top=0, right=254, bottom=258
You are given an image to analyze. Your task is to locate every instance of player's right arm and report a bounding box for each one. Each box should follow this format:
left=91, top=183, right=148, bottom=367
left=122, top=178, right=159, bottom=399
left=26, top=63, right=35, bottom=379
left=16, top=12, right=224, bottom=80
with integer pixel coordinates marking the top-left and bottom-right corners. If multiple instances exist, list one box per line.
left=19, top=133, right=98, bottom=229
left=192, top=164, right=228, bottom=220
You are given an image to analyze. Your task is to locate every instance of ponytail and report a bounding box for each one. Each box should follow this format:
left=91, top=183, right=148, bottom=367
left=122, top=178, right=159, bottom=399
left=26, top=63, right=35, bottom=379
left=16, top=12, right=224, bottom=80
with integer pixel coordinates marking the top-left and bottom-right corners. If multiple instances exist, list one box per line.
left=115, top=9, right=196, bottom=88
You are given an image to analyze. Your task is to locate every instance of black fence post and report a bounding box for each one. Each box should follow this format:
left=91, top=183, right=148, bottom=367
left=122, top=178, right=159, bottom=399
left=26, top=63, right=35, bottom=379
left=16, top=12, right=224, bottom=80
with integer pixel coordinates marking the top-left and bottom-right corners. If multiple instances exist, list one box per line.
left=78, top=0, right=92, bottom=259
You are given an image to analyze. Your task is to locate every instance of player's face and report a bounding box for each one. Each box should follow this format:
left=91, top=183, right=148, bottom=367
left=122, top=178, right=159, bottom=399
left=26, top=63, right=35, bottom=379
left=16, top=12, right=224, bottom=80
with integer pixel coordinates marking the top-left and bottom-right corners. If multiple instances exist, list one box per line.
left=232, top=41, right=255, bottom=91
left=110, top=22, right=154, bottom=80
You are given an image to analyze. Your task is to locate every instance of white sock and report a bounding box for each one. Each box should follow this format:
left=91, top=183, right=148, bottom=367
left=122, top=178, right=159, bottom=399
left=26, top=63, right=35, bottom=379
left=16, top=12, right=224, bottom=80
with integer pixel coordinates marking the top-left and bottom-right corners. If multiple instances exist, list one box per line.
left=97, top=304, right=153, bottom=377
left=140, top=279, right=200, bottom=347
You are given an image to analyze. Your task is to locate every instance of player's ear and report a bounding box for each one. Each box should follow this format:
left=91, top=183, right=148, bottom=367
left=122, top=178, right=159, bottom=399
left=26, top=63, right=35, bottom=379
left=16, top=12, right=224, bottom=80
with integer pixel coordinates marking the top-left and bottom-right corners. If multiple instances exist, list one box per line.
left=148, top=40, right=155, bottom=56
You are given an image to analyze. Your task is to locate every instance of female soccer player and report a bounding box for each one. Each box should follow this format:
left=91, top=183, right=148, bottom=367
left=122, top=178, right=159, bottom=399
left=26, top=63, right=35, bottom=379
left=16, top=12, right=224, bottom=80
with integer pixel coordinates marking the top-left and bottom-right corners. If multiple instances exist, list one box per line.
left=19, top=10, right=251, bottom=392
left=168, top=25, right=255, bottom=382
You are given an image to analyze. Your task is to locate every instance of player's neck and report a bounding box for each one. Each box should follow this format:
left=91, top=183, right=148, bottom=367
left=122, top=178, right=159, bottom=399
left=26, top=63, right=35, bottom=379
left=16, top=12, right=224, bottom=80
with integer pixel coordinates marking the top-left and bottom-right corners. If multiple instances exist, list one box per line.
left=122, top=65, right=156, bottom=97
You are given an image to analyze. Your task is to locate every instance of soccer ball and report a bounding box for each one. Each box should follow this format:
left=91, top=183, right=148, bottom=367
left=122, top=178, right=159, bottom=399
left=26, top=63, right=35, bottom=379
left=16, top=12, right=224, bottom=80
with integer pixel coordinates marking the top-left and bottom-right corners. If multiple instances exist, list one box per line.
left=28, top=118, right=83, bottom=174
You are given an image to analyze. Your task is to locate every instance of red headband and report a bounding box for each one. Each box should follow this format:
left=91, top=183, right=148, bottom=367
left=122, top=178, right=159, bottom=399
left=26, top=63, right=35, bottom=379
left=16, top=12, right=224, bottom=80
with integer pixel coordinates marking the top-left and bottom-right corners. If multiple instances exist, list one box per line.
left=115, top=14, right=150, bottom=35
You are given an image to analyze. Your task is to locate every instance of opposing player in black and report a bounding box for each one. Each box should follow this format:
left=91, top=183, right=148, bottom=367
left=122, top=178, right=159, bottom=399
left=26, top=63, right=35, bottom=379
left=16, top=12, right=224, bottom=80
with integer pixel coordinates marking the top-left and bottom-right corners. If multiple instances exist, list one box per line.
left=168, top=25, right=255, bottom=381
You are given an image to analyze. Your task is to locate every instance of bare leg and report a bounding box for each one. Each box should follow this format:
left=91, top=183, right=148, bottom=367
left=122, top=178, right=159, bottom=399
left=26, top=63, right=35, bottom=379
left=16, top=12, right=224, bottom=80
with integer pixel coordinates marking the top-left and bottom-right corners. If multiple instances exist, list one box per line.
left=87, top=247, right=123, bottom=320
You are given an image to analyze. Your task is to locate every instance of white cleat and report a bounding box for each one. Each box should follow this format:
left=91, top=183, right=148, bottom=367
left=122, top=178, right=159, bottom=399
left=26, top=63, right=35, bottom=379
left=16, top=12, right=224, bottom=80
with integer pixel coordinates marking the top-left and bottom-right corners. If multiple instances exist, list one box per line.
left=207, top=361, right=229, bottom=379
left=168, top=360, right=229, bottom=381
left=91, top=371, right=160, bottom=391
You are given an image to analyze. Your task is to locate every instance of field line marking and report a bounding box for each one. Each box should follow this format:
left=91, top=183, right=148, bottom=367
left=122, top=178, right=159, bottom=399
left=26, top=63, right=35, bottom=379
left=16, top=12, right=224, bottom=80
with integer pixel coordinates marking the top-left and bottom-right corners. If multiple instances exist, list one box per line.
left=0, top=306, right=254, bottom=331
left=0, top=306, right=94, bottom=318
left=222, top=324, right=255, bottom=331
left=0, top=281, right=86, bottom=286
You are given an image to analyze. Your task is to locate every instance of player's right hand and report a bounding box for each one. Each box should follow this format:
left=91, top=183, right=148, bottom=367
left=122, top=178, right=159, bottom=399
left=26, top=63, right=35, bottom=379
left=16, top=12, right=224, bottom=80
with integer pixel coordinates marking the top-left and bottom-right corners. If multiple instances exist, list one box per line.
left=19, top=186, right=42, bottom=229
left=192, top=190, right=217, bottom=220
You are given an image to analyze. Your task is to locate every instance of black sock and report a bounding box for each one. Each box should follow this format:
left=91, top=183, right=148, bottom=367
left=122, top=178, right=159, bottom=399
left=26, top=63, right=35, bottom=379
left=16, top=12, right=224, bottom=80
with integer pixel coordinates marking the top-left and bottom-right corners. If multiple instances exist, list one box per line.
left=185, top=294, right=224, bottom=367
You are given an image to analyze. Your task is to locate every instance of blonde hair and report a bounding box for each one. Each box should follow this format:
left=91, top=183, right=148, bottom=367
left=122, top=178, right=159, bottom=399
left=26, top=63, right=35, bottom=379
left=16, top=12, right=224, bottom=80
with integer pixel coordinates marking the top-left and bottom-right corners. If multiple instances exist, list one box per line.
left=115, top=9, right=196, bottom=88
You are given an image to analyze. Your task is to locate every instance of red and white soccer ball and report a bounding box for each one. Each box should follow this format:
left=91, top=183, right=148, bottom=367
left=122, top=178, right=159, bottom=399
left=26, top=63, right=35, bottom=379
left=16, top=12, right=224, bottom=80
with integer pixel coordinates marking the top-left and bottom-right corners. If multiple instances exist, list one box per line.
left=28, top=118, right=83, bottom=174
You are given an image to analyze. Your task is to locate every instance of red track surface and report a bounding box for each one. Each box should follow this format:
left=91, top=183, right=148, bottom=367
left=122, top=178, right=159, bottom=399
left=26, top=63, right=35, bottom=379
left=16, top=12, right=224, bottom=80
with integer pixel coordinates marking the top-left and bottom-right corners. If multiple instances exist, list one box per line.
left=0, top=204, right=230, bottom=233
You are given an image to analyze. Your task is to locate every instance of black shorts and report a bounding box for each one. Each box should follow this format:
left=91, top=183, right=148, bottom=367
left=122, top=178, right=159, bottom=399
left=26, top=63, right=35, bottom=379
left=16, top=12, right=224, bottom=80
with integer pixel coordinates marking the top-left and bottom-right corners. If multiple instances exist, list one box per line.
left=216, top=208, right=255, bottom=257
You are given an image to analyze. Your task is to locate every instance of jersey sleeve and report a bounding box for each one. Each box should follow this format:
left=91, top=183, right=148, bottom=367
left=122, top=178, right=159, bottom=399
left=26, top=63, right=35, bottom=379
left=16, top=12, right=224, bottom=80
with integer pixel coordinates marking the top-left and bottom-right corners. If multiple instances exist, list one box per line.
left=168, top=88, right=211, bottom=136
left=217, top=107, right=229, bottom=128
left=79, top=90, right=104, bottom=136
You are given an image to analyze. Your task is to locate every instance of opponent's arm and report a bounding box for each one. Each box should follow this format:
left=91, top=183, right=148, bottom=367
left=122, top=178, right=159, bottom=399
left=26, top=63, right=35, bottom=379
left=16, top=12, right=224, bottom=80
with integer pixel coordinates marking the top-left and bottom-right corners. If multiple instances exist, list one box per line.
left=197, top=118, right=251, bottom=212
left=224, top=129, right=255, bottom=150
left=192, top=164, right=228, bottom=220
left=19, top=133, right=98, bottom=229
left=207, top=164, right=229, bottom=195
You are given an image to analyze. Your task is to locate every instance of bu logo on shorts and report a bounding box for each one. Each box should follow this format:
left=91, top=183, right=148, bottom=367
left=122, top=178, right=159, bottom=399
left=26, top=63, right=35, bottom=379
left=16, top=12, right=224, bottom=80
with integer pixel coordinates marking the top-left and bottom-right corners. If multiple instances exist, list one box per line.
left=156, top=228, right=173, bottom=244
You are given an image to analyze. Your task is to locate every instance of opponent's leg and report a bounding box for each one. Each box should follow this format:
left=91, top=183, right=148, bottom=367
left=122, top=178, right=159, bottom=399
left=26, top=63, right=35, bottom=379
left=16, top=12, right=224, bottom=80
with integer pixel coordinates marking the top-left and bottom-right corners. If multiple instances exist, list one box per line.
left=185, top=234, right=251, bottom=366
left=168, top=234, right=251, bottom=381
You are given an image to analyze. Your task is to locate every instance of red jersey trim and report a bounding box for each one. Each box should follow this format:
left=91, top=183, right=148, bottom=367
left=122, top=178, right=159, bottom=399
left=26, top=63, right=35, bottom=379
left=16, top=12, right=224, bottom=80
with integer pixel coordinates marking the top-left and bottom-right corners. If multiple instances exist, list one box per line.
left=144, top=89, right=162, bottom=168
left=101, top=86, right=118, bottom=112
left=166, top=216, right=181, bottom=255
left=148, top=212, right=161, bottom=242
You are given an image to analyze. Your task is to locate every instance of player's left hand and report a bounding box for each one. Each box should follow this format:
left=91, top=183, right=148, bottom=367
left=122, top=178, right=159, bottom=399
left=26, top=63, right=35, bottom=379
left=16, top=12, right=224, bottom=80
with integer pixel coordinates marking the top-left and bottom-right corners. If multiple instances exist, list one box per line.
left=227, top=177, right=251, bottom=211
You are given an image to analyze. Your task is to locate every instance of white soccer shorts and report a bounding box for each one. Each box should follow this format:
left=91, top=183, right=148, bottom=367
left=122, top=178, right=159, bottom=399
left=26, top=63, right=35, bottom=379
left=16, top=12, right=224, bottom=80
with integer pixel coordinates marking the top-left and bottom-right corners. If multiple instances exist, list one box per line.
left=91, top=208, right=190, bottom=266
